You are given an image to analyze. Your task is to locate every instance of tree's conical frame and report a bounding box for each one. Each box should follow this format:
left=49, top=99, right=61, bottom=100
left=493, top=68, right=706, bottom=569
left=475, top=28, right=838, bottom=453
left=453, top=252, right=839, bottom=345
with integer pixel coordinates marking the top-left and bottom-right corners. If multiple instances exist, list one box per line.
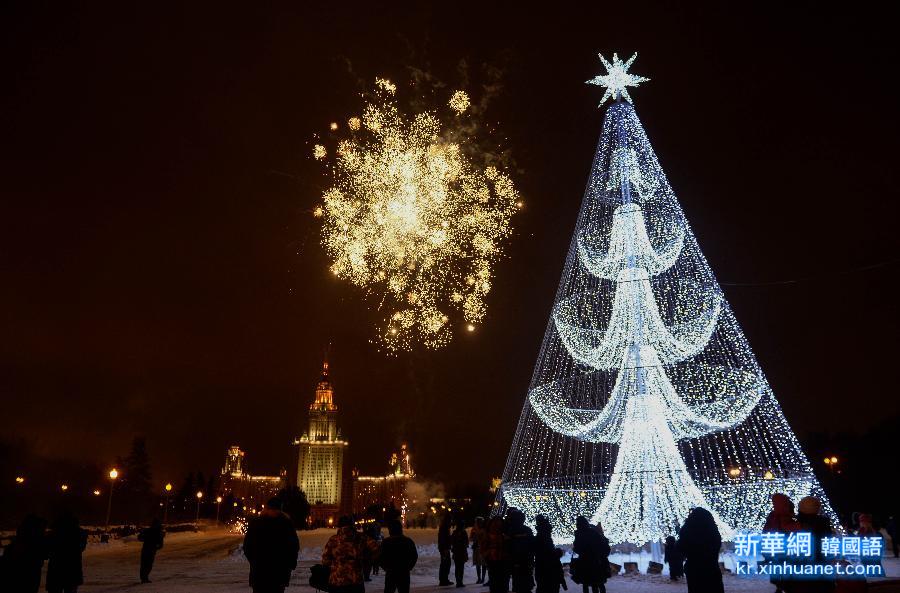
left=497, top=99, right=836, bottom=546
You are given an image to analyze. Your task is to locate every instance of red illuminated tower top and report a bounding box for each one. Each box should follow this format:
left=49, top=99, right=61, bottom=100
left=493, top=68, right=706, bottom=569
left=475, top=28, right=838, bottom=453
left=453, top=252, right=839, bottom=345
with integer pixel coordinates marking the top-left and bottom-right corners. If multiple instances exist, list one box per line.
left=312, top=358, right=336, bottom=411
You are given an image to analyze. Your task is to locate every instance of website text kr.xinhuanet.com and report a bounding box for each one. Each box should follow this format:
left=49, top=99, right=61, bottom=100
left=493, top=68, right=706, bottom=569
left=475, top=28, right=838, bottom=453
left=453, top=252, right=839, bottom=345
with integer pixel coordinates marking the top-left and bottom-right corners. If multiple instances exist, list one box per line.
left=736, top=562, right=884, bottom=578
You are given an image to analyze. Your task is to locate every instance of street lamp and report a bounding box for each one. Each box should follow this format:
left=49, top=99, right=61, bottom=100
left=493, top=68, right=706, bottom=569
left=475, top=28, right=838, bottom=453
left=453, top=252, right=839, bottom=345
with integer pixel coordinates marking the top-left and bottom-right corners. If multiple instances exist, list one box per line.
left=105, top=468, right=118, bottom=532
left=215, top=496, right=223, bottom=525
left=824, top=456, right=839, bottom=476
left=163, top=483, right=173, bottom=524
left=195, top=491, right=203, bottom=523
left=15, top=476, right=25, bottom=484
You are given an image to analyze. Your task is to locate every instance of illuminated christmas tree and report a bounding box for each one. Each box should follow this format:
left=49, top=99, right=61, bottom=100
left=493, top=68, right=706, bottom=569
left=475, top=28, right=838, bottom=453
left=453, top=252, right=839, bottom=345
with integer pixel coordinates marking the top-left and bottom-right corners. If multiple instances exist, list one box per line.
left=498, top=53, right=836, bottom=546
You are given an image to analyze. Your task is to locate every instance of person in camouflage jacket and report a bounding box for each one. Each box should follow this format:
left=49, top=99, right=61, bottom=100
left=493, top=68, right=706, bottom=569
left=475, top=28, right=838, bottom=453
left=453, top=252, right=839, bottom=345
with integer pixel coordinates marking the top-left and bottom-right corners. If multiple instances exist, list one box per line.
left=322, top=517, right=379, bottom=593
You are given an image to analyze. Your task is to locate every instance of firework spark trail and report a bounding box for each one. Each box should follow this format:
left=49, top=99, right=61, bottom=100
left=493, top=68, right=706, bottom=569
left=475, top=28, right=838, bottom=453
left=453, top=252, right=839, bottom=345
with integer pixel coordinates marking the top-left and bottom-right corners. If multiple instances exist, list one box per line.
left=314, top=79, right=520, bottom=352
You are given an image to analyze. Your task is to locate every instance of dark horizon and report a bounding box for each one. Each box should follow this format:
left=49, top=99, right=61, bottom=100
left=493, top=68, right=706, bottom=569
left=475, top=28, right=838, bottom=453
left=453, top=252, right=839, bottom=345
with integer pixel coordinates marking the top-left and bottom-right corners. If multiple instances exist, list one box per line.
left=3, top=2, right=899, bottom=489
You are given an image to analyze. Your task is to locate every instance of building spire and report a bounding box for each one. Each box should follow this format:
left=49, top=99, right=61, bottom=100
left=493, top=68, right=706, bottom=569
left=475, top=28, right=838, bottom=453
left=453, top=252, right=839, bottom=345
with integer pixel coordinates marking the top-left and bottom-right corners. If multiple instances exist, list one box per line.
left=322, top=341, right=332, bottom=377
left=313, top=344, right=336, bottom=411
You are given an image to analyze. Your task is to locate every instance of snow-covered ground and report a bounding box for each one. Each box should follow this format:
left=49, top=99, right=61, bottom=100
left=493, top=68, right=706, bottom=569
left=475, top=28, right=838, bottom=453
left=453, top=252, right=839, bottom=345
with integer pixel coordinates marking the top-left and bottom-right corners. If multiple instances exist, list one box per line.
left=48, top=527, right=900, bottom=592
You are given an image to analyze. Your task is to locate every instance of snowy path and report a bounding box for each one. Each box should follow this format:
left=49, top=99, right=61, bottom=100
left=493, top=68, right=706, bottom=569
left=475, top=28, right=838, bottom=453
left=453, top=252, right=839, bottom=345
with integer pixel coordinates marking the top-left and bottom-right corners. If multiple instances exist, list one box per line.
left=78, top=528, right=246, bottom=591
left=68, top=527, right=900, bottom=592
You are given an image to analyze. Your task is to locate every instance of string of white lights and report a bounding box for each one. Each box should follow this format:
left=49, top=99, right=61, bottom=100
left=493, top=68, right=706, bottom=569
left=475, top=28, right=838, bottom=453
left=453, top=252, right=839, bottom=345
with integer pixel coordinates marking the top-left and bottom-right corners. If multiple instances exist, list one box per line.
left=529, top=344, right=765, bottom=443
left=498, top=53, right=837, bottom=546
left=552, top=266, right=722, bottom=370
left=577, top=203, right=684, bottom=280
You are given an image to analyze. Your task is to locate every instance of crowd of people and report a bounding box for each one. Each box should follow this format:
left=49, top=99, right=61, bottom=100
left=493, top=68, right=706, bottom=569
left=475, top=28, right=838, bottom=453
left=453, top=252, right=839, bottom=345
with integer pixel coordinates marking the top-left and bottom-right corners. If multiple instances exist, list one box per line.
left=760, top=494, right=860, bottom=593
left=0, top=492, right=889, bottom=593
left=293, top=496, right=849, bottom=593
left=0, top=511, right=163, bottom=592
left=242, top=503, right=722, bottom=593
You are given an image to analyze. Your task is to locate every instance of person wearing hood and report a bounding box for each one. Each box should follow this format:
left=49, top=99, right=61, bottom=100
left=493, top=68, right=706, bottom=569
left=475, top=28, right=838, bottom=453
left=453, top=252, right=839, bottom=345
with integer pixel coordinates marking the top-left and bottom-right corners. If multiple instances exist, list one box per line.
left=0, top=514, right=48, bottom=593
left=794, top=497, right=839, bottom=592
left=676, top=507, right=723, bottom=593
left=243, top=498, right=300, bottom=593
left=571, top=516, right=610, bottom=593
left=46, top=512, right=87, bottom=593
left=534, top=515, right=566, bottom=593
left=796, top=497, right=832, bottom=559
left=765, top=493, right=799, bottom=533
left=506, top=509, right=536, bottom=593
left=763, top=493, right=799, bottom=593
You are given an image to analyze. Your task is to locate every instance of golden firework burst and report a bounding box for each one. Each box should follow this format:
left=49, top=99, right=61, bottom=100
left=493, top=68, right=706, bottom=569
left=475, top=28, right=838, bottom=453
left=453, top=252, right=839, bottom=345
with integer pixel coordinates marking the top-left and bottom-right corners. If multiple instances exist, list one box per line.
left=448, top=90, right=471, bottom=115
left=374, top=77, right=397, bottom=94
left=315, top=80, right=519, bottom=352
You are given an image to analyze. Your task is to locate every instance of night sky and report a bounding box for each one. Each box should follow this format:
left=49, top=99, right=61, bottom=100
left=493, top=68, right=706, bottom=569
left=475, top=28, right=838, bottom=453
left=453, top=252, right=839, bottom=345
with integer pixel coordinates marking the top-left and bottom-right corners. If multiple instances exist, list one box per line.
left=3, top=3, right=898, bottom=488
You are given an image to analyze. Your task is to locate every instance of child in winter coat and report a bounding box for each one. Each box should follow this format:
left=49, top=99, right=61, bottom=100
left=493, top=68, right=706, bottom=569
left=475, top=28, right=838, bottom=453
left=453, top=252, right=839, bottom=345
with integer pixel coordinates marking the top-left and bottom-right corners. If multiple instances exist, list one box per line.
left=664, top=535, right=684, bottom=581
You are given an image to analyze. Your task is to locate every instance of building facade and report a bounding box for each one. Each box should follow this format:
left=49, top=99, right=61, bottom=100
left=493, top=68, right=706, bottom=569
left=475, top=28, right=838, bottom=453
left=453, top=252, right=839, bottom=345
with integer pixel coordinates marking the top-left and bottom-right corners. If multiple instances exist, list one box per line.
left=295, top=360, right=348, bottom=524
left=352, top=443, right=417, bottom=520
left=219, top=445, right=285, bottom=510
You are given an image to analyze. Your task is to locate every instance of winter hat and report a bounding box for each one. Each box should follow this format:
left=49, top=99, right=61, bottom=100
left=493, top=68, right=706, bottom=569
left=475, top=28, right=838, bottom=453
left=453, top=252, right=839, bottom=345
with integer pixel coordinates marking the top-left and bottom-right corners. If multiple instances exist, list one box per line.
left=772, top=493, right=794, bottom=514
left=798, top=496, right=821, bottom=515
left=337, top=515, right=354, bottom=528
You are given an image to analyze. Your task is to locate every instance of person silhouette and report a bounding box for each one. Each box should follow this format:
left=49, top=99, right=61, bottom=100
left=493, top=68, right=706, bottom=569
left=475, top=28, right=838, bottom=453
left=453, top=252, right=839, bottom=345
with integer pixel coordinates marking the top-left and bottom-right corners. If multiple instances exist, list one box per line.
left=676, top=508, right=723, bottom=593
left=243, top=498, right=300, bottom=593
left=138, top=518, right=165, bottom=583
left=46, top=512, right=87, bottom=593
left=0, top=514, right=48, bottom=593
left=380, top=520, right=418, bottom=593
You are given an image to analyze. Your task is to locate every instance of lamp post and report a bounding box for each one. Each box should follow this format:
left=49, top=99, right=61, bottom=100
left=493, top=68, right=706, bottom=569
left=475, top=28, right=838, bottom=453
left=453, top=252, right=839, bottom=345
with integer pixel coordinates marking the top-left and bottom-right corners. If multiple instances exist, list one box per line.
left=105, top=469, right=118, bottom=532
left=195, top=491, right=203, bottom=523
left=824, top=455, right=839, bottom=476
left=163, top=483, right=173, bottom=524
left=215, top=496, right=223, bottom=525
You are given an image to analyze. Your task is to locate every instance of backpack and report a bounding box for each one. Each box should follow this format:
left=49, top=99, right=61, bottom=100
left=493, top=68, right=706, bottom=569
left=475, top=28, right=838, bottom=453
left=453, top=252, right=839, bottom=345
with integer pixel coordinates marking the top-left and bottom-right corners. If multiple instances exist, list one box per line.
left=569, top=556, right=582, bottom=584
left=309, top=563, right=330, bottom=591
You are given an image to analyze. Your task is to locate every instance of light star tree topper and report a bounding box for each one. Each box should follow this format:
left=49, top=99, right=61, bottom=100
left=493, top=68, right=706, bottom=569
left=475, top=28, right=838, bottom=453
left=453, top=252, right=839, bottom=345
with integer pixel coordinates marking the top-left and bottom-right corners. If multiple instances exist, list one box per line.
left=586, top=52, right=649, bottom=105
